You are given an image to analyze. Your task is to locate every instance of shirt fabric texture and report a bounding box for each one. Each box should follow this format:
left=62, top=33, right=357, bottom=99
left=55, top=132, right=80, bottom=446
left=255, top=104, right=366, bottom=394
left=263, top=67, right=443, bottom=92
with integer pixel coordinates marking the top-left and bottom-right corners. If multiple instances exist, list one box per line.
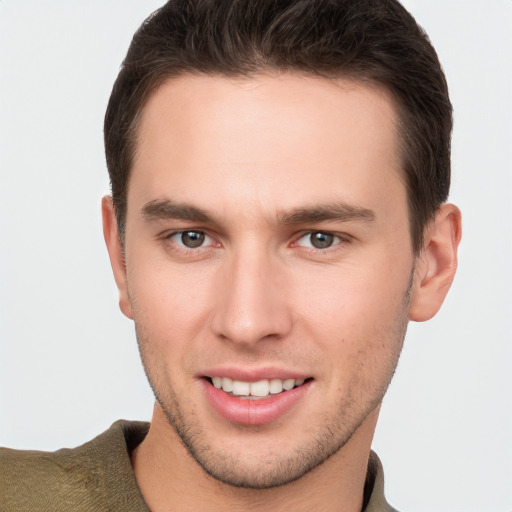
left=1, top=420, right=398, bottom=511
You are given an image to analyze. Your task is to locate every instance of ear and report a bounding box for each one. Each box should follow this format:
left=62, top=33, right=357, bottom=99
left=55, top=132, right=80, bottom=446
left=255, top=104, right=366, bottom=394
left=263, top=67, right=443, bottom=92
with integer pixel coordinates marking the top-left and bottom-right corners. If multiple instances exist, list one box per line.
left=101, top=196, right=133, bottom=319
left=409, top=203, right=462, bottom=322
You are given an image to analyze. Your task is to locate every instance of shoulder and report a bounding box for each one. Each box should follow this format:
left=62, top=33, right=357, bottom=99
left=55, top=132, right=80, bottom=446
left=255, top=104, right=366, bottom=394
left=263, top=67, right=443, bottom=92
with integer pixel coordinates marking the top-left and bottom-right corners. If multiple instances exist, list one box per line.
left=1, top=443, right=104, bottom=511
left=0, top=420, right=150, bottom=512
left=364, top=451, right=400, bottom=512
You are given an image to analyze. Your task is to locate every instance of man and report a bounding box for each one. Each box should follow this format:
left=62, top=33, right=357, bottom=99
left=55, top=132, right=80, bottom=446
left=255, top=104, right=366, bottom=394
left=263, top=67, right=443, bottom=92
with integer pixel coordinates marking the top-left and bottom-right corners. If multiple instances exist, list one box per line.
left=1, top=0, right=461, bottom=510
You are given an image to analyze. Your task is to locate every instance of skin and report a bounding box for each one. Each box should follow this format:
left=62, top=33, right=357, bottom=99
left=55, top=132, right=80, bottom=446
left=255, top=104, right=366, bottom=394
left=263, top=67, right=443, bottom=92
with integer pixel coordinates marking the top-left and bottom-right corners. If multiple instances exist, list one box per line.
left=103, top=73, right=461, bottom=511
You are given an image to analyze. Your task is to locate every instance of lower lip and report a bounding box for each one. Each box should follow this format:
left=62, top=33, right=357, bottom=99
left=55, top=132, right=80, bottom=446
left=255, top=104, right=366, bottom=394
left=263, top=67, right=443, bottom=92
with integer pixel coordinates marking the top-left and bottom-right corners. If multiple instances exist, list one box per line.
left=202, top=379, right=311, bottom=426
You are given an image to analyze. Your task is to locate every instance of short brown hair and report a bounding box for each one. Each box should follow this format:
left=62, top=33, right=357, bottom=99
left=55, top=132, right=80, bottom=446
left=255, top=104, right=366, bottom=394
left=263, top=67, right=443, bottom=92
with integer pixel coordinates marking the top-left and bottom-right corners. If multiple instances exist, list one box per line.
left=104, top=0, right=452, bottom=253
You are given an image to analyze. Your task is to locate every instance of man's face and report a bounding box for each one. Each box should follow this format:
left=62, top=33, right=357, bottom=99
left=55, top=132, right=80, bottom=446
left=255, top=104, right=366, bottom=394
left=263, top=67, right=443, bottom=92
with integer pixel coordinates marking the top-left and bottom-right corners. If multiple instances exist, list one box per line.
left=121, top=74, right=416, bottom=487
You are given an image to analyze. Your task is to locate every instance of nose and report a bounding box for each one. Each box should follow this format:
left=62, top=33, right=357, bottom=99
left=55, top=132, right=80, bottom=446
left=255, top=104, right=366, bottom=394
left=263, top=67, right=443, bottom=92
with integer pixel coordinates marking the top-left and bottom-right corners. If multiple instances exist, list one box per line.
left=211, top=248, right=293, bottom=347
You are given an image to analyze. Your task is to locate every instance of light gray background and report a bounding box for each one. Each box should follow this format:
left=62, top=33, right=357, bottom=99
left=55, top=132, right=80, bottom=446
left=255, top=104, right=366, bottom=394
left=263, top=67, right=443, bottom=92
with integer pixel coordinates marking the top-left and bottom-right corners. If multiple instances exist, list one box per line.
left=1, top=2, right=511, bottom=511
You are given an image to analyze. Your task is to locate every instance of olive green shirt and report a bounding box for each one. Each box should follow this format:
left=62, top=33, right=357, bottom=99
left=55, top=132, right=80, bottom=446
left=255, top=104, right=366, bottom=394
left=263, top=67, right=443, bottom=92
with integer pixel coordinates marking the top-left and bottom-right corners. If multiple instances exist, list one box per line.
left=0, top=420, right=398, bottom=511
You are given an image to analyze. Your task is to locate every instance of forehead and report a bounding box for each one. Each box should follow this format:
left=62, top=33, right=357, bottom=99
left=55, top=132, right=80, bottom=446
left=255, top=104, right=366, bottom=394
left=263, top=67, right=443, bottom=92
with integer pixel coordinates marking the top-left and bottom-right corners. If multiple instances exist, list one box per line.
left=129, top=73, right=404, bottom=223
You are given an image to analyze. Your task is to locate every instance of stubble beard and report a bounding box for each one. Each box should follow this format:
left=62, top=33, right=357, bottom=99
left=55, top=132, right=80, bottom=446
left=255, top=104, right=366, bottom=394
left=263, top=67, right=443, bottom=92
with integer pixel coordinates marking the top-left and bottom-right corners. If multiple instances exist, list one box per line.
left=134, top=274, right=413, bottom=490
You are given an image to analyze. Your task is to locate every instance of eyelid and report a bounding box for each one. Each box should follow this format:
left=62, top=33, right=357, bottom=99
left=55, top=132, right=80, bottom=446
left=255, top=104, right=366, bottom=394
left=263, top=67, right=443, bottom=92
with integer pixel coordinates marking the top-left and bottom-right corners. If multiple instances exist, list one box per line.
left=159, top=227, right=350, bottom=253
left=161, top=229, right=219, bottom=251
left=292, top=230, right=351, bottom=250
left=161, top=227, right=206, bottom=238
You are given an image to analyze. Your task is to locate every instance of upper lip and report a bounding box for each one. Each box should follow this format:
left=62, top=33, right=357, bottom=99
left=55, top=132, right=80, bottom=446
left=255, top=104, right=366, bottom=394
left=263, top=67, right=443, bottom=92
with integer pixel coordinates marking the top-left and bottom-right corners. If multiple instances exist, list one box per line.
left=199, top=366, right=311, bottom=382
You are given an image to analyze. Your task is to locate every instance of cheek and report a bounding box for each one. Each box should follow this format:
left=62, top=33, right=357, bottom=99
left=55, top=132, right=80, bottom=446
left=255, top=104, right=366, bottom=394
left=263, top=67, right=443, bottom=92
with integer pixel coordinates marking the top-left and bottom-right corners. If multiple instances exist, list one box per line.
left=295, top=254, right=413, bottom=351
left=303, top=266, right=408, bottom=316
left=127, top=259, right=216, bottom=346
left=297, top=266, right=410, bottom=405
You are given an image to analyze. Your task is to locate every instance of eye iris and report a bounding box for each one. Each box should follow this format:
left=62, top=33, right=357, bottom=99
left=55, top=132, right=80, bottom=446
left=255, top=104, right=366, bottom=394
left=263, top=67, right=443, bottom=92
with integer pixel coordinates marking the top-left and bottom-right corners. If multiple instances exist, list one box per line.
left=310, top=232, right=334, bottom=249
left=181, top=231, right=205, bottom=248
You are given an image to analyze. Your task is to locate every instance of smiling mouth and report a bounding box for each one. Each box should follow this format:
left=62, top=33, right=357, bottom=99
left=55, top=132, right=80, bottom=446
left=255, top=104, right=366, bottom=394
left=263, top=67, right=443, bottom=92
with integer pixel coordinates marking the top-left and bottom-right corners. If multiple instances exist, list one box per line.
left=206, top=377, right=311, bottom=400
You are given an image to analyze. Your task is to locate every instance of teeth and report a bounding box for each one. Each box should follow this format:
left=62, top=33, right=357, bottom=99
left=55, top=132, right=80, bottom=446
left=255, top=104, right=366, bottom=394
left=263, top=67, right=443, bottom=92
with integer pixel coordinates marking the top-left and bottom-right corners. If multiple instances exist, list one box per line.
left=250, top=380, right=270, bottom=397
left=269, top=379, right=283, bottom=394
left=232, top=380, right=250, bottom=396
left=222, top=377, right=233, bottom=392
left=211, top=377, right=306, bottom=397
left=282, top=378, right=295, bottom=391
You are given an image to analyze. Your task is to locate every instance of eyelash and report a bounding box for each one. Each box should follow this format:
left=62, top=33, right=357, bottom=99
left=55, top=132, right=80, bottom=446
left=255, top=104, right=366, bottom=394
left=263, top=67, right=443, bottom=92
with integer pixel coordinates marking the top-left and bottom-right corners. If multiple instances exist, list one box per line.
left=293, top=231, right=349, bottom=251
left=162, top=230, right=217, bottom=253
left=160, top=229, right=350, bottom=255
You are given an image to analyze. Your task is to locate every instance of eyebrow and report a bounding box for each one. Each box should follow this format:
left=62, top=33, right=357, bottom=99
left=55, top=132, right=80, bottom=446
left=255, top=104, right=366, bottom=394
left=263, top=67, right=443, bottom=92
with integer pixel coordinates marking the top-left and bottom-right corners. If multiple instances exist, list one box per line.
left=141, top=198, right=375, bottom=226
left=141, top=199, right=213, bottom=223
left=278, top=203, right=375, bottom=225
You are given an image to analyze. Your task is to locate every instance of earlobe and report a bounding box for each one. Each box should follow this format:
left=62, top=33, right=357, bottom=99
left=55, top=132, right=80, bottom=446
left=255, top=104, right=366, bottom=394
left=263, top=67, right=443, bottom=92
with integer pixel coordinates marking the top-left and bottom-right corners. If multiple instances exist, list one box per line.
left=409, top=203, right=462, bottom=322
left=101, top=196, right=134, bottom=320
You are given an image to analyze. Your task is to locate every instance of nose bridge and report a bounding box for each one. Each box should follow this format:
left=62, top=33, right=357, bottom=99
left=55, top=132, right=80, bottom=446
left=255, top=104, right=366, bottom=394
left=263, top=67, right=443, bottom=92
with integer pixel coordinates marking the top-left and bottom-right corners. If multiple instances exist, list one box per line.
left=212, top=242, right=291, bottom=345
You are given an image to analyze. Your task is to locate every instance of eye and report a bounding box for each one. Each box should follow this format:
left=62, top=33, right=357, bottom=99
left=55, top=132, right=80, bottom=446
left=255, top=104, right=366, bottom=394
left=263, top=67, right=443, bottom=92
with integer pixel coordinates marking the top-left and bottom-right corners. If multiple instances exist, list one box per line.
left=168, top=230, right=211, bottom=249
left=295, top=231, right=341, bottom=249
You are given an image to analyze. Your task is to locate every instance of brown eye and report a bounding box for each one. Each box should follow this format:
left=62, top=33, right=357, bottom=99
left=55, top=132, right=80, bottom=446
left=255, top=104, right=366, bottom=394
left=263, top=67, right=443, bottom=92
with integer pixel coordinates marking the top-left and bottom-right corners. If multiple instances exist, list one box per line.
left=309, top=232, right=335, bottom=249
left=181, top=231, right=205, bottom=248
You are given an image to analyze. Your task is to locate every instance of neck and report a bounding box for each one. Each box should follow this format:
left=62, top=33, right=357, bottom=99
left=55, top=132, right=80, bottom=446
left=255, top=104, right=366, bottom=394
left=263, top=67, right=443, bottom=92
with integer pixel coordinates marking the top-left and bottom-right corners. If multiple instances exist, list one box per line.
left=131, top=403, right=379, bottom=512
